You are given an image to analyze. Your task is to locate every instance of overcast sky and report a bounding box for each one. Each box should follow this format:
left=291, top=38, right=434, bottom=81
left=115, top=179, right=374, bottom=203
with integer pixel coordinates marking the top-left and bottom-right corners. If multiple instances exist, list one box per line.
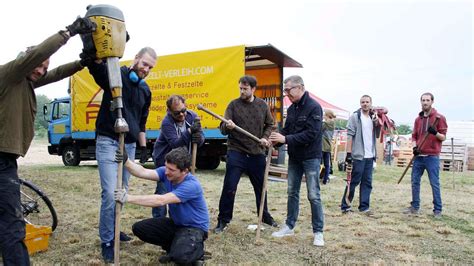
left=1, top=0, right=471, bottom=125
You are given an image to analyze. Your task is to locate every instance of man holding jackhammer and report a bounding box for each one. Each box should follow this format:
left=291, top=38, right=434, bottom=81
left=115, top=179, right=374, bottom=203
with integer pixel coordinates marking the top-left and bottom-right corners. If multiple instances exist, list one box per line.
left=269, top=75, right=325, bottom=247
left=213, top=75, right=278, bottom=233
left=0, top=17, right=95, bottom=265
left=114, top=147, right=209, bottom=265
left=151, top=95, right=204, bottom=218
left=403, top=92, right=447, bottom=218
left=340, top=95, right=381, bottom=216
left=82, top=47, right=157, bottom=263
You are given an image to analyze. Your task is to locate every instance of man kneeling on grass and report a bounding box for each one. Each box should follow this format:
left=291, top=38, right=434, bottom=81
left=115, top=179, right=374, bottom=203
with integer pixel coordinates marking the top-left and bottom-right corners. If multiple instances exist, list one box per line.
left=114, top=147, right=209, bottom=264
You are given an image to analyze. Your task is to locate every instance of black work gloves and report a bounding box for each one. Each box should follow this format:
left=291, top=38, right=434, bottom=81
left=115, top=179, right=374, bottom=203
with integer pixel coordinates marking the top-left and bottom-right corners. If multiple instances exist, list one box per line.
left=427, top=126, right=438, bottom=135
left=79, top=51, right=97, bottom=67
left=191, top=133, right=202, bottom=144
left=66, top=17, right=96, bottom=36
left=139, top=146, right=148, bottom=164
left=345, top=152, right=352, bottom=165
left=412, top=147, right=420, bottom=156
left=190, top=120, right=202, bottom=134
left=115, top=149, right=128, bottom=163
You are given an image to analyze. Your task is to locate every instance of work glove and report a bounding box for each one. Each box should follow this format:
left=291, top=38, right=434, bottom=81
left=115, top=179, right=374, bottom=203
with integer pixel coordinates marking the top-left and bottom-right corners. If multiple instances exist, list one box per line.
left=190, top=119, right=202, bottom=134
left=412, top=146, right=420, bottom=156
left=427, top=126, right=438, bottom=135
left=66, top=17, right=96, bottom=36
left=191, top=132, right=202, bottom=144
left=79, top=51, right=97, bottom=67
left=345, top=152, right=352, bottom=165
left=114, top=188, right=128, bottom=204
left=115, top=149, right=128, bottom=163
left=139, top=146, right=148, bottom=164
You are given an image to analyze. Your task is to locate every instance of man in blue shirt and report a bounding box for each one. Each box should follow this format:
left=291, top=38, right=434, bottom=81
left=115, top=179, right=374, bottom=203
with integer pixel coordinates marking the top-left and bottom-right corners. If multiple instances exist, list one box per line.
left=115, top=147, right=209, bottom=264
left=151, top=95, right=204, bottom=218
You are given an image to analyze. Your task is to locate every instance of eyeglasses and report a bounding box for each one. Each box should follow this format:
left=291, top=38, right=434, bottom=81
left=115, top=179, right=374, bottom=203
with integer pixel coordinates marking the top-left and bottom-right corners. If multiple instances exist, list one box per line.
left=171, top=108, right=187, bottom=116
left=283, top=85, right=300, bottom=95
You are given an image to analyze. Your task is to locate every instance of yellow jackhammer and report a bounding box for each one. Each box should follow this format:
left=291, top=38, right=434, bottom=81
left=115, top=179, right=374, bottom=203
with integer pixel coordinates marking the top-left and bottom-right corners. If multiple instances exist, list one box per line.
left=80, top=4, right=128, bottom=265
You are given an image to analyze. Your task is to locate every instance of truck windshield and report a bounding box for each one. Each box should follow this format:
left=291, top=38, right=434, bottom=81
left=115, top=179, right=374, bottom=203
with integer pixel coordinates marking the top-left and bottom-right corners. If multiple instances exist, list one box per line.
left=52, top=102, right=70, bottom=120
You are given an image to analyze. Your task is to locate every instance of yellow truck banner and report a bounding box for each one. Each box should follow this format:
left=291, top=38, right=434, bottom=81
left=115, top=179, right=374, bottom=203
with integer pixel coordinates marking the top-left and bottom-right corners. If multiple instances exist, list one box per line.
left=70, top=45, right=245, bottom=133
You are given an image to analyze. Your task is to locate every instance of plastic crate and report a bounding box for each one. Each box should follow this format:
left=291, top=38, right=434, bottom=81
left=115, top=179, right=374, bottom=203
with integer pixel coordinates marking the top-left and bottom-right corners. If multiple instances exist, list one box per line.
left=24, top=224, right=52, bottom=255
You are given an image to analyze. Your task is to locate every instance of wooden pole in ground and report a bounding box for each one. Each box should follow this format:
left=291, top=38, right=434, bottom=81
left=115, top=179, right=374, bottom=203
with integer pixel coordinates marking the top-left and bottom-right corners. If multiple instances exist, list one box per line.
left=114, top=133, right=125, bottom=265
left=191, top=142, right=197, bottom=175
left=256, top=146, right=273, bottom=244
left=344, top=163, right=353, bottom=206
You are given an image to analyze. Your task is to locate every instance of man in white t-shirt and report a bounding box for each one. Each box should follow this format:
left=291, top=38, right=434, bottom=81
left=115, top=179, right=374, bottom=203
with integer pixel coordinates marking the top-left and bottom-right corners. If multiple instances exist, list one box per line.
left=341, top=95, right=380, bottom=215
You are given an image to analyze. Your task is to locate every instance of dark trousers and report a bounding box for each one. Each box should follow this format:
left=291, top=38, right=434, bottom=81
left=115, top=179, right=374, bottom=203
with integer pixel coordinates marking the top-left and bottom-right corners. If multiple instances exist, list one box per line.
left=217, top=150, right=273, bottom=223
left=132, top=217, right=207, bottom=262
left=322, top=151, right=331, bottom=182
left=0, top=153, right=30, bottom=266
left=340, top=158, right=374, bottom=212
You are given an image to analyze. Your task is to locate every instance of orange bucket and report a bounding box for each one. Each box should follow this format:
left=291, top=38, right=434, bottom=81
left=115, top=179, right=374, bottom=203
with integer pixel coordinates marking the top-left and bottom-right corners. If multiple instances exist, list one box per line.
left=24, top=224, right=52, bottom=255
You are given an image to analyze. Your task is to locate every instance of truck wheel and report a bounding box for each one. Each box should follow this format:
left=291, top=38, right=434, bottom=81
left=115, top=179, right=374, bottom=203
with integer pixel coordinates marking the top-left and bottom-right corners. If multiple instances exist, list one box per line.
left=62, top=146, right=80, bottom=166
left=196, top=156, right=220, bottom=170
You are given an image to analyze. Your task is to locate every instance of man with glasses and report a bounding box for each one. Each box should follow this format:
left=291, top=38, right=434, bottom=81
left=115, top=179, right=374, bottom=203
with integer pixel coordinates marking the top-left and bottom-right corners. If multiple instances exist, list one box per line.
left=213, top=75, right=278, bottom=233
left=269, top=75, right=325, bottom=246
left=152, top=95, right=204, bottom=218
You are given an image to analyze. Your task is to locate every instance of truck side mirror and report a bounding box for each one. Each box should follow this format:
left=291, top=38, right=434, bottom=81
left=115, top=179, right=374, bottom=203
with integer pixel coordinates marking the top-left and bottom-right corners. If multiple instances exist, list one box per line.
left=43, top=105, right=50, bottom=122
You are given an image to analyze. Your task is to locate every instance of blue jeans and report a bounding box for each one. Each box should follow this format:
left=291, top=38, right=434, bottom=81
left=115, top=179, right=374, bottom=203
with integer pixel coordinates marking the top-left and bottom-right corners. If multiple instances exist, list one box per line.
left=322, top=152, right=331, bottom=182
left=286, top=158, right=324, bottom=233
left=217, top=150, right=273, bottom=223
left=410, top=155, right=442, bottom=212
left=96, top=135, right=136, bottom=243
left=340, top=158, right=374, bottom=212
left=0, top=153, right=30, bottom=266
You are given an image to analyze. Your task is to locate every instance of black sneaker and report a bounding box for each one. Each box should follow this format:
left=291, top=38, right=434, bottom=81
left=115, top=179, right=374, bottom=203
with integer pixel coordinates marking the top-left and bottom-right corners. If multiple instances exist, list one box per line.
left=101, top=241, right=114, bottom=263
left=213, top=220, right=228, bottom=234
left=262, top=217, right=278, bottom=227
left=119, top=231, right=133, bottom=242
left=159, top=254, right=172, bottom=263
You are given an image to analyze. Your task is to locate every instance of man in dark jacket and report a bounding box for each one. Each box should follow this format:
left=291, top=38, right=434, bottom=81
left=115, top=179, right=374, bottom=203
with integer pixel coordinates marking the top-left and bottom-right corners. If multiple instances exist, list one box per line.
left=86, top=47, right=156, bottom=263
left=151, top=95, right=204, bottom=218
left=404, top=92, right=447, bottom=218
left=0, top=17, right=95, bottom=265
left=269, top=75, right=325, bottom=247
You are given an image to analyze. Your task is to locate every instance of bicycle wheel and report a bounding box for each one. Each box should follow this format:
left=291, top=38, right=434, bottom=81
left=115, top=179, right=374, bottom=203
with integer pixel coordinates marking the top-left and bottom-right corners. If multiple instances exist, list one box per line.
left=19, top=178, right=58, bottom=231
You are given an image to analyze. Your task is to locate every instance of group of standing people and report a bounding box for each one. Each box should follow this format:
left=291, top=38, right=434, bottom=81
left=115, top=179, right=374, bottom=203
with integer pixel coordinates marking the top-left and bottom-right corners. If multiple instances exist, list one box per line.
left=0, top=15, right=449, bottom=266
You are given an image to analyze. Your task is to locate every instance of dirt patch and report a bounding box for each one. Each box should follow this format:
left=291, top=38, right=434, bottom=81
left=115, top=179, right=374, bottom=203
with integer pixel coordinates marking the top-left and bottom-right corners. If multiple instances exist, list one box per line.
left=17, top=138, right=63, bottom=166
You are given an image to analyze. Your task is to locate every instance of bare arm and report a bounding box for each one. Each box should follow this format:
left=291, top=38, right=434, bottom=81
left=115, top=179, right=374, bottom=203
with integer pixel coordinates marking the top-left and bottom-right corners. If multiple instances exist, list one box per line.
left=127, top=192, right=181, bottom=207
left=124, top=159, right=159, bottom=181
left=138, top=132, right=147, bottom=147
left=346, top=137, right=353, bottom=153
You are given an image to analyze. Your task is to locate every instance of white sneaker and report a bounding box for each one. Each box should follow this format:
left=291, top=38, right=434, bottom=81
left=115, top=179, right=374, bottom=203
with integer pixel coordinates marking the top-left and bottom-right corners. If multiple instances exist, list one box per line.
left=313, top=232, right=324, bottom=246
left=271, top=224, right=294, bottom=237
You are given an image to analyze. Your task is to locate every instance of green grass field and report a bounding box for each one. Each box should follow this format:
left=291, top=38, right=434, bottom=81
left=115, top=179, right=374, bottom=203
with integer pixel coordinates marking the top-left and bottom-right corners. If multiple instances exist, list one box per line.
left=16, top=156, right=474, bottom=264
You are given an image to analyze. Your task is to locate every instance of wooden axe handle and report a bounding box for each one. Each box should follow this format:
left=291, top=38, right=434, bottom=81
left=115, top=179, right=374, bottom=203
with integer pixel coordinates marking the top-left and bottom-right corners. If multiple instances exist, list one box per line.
left=197, top=104, right=261, bottom=143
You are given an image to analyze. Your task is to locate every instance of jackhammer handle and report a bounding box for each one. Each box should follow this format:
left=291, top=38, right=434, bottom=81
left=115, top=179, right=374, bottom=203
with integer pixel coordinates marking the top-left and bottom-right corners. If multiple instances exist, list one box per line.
left=197, top=104, right=261, bottom=143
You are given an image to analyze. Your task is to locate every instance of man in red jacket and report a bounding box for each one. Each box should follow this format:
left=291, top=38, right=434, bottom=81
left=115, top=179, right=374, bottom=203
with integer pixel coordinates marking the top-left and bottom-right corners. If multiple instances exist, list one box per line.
left=404, top=92, right=447, bottom=218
